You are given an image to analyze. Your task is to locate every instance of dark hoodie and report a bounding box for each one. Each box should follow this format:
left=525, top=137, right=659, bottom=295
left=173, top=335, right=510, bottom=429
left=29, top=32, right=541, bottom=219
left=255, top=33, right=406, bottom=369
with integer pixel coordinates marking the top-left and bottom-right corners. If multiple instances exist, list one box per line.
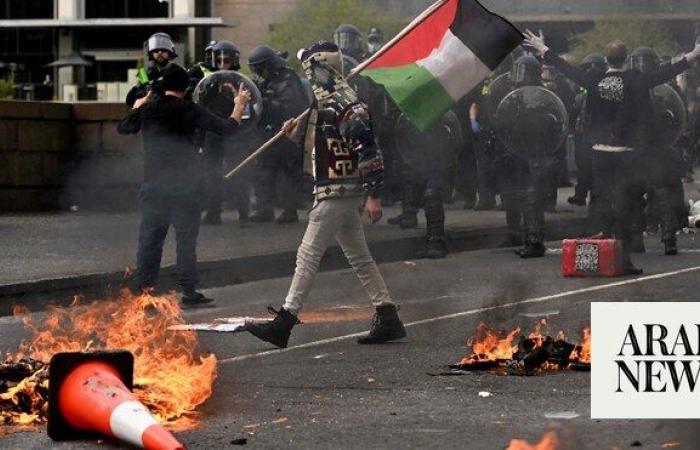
left=117, top=95, right=240, bottom=193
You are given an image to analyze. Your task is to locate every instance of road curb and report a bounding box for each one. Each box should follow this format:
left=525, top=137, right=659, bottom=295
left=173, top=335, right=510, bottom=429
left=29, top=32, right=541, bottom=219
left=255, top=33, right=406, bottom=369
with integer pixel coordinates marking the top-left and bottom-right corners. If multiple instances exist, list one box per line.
left=0, top=218, right=589, bottom=314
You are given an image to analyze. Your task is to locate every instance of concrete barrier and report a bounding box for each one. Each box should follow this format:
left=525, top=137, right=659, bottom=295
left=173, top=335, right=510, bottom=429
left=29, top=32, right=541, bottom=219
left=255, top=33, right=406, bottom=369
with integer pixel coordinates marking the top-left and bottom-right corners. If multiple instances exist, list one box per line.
left=0, top=101, right=141, bottom=212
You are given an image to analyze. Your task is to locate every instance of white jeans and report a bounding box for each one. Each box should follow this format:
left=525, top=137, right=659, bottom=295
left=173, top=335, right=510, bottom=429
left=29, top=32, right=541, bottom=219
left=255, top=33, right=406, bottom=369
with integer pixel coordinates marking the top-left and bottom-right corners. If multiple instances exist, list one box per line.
left=283, top=197, right=394, bottom=314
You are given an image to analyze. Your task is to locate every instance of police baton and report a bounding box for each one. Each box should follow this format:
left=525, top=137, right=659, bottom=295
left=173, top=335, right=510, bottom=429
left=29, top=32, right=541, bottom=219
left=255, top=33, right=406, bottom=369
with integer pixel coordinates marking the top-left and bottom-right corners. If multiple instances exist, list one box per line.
left=223, top=0, right=449, bottom=180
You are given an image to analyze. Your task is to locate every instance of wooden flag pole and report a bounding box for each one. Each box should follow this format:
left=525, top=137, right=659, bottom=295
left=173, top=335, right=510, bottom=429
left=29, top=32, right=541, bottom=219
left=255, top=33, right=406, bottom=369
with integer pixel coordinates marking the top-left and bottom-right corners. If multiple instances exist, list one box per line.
left=224, top=0, right=449, bottom=180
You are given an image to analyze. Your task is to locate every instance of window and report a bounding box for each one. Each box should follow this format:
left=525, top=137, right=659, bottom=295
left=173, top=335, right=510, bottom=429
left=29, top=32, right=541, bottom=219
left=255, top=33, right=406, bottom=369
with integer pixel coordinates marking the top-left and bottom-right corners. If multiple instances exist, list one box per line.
left=84, top=0, right=169, bottom=19
left=0, top=0, right=54, bottom=19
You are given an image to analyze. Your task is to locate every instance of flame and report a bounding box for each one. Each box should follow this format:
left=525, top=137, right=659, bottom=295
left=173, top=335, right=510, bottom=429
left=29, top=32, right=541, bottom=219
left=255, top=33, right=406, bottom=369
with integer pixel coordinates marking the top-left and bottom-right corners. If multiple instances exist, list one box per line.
left=507, top=431, right=559, bottom=450
left=570, top=327, right=591, bottom=363
left=460, top=320, right=591, bottom=370
left=460, top=323, right=521, bottom=364
left=1, top=290, right=217, bottom=429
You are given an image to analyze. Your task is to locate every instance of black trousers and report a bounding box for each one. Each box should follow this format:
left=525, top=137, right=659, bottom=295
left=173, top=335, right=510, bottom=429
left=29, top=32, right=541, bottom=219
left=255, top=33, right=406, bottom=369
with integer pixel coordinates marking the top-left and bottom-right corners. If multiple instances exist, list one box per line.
left=254, top=141, right=302, bottom=213
left=500, top=157, right=550, bottom=244
left=573, top=134, right=593, bottom=200
left=646, top=152, right=687, bottom=241
left=591, top=151, right=645, bottom=254
left=134, top=186, right=201, bottom=292
left=473, top=134, right=497, bottom=202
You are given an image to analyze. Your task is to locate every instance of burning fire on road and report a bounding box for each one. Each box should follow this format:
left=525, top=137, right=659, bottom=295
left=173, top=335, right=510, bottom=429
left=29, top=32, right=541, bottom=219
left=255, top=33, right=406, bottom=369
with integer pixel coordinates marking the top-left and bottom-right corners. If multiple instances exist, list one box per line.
left=0, top=290, right=217, bottom=431
left=454, top=319, right=591, bottom=375
left=506, top=430, right=560, bottom=450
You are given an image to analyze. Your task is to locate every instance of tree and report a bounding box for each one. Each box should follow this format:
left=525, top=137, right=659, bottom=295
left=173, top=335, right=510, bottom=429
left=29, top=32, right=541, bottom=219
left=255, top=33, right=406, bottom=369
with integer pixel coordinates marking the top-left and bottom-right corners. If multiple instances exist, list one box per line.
left=0, top=79, right=14, bottom=100
left=568, top=19, right=680, bottom=63
left=268, top=0, right=408, bottom=70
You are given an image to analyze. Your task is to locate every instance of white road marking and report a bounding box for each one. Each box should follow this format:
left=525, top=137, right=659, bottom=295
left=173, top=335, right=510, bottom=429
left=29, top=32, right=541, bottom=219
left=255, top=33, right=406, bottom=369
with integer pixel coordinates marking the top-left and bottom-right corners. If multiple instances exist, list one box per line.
left=219, top=265, right=700, bottom=365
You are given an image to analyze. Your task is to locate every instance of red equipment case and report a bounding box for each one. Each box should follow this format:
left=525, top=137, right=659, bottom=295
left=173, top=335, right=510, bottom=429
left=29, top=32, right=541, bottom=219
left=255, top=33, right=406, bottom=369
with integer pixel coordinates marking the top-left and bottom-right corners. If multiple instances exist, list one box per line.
left=561, top=238, right=625, bottom=277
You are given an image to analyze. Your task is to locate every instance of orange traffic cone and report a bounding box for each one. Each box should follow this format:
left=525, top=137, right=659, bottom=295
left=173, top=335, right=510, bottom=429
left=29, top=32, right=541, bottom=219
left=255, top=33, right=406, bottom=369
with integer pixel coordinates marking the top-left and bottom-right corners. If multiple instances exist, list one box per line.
left=48, top=351, right=185, bottom=450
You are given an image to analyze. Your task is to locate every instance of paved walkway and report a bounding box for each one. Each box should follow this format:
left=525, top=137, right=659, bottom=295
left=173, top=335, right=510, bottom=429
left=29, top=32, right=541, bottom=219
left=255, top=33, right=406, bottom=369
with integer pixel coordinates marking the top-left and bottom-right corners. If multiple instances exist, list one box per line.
left=0, top=189, right=588, bottom=286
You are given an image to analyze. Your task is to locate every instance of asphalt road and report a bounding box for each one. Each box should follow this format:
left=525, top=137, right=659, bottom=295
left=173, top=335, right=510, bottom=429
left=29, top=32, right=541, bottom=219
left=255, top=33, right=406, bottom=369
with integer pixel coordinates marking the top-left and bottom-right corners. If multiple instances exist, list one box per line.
left=2, top=233, right=700, bottom=449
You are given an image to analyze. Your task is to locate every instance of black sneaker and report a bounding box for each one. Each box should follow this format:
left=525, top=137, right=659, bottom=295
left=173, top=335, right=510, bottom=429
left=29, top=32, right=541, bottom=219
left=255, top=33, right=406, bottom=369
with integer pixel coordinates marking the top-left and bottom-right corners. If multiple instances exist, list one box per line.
left=515, top=242, right=546, bottom=258
left=416, top=237, right=448, bottom=259
left=357, top=304, right=407, bottom=345
left=473, top=199, right=496, bottom=211
left=387, top=213, right=405, bottom=226
left=181, top=291, right=216, bottom=308
left=249, top=209, right=275, bottom=223
left=567, top=196, right=587, bottom=206
left=246, top=306, right=300, bottom=349
left=664, top=239, right=678, bottom=256
left=202, top=212, right=222, bottom=225
left=623, top=264, right=643, bottom=275
left=275, top=209, right=299, bottom=224
left=399, top=214, right=418, bottom=229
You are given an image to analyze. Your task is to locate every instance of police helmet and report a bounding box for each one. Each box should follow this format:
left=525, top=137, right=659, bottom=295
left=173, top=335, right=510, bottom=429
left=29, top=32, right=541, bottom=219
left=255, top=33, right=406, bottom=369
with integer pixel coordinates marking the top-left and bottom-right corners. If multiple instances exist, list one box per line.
left=333, top=24, right=363, bottom=58
left=629, top=46, right=659, bottom=74
left=367, top=27, right=384, bottom=55
left=212, top=40, right=241, bottom=71
left=511, top=54, right=542, bottom=86
left=579, top=53, right=607, bottom=74
left=147, top=32, right=177, bottom=59
left=248, top=44, right=286, bottom=78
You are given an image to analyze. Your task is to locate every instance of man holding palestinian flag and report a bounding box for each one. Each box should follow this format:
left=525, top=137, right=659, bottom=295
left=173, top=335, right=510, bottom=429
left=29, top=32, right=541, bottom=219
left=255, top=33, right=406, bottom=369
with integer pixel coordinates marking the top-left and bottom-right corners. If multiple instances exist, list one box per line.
left=243, top=0, right=523, bottom=349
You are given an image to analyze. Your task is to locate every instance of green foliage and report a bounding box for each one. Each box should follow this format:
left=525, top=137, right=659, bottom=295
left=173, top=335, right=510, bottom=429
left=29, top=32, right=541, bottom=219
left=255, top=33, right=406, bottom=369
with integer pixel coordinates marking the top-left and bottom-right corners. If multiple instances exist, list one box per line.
left=268, top=0, right=408, bottom=70
left=569, top=19, right=680, bottom=63
left=0, top=78, right=14, bottom=100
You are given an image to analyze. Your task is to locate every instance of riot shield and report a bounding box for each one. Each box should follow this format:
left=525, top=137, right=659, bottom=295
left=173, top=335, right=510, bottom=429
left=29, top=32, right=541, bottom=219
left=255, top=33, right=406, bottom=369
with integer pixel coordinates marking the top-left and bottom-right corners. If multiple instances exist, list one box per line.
left=193, top=70, right=263, bottom=129
left=494, top=86, right=569, bottom=160
left=650, top=83, right=687, bottom=147
left=485, top=72, right=513, bottom=120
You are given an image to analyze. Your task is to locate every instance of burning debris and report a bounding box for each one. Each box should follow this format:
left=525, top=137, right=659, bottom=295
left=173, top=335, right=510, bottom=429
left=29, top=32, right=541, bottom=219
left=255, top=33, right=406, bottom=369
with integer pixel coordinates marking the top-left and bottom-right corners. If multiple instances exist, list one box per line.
left=451, top=320, right=591, bottom=375
left=1, top=290, right=217, bottom=430
left=506, top=430, right=560, bottom=450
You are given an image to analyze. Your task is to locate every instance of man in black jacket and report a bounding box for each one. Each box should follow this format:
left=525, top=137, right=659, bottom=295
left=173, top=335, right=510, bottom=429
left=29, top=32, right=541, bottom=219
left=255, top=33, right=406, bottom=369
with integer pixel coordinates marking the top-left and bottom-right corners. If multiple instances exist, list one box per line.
left=524, top=30, right=700, bottom=273
left=118, top=63, right=251, bottom=306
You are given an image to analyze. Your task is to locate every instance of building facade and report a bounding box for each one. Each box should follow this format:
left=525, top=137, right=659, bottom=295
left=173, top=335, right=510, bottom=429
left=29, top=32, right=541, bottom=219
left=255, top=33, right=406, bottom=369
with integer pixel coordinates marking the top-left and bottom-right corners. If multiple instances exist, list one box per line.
left=0, top=0, right=224, bottom=101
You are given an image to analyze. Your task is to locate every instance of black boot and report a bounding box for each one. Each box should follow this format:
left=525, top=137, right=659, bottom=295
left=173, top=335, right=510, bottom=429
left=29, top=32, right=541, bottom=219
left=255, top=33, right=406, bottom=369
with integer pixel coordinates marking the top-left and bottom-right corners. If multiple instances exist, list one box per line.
left=246, top=306, right=300, bottom=348
left=516, top=238, right=546, bottom=258
left=238, top=211, right=251, bottom=228
left=276, top=209, right=299, bottom=224
left=473, top=196, right=496, bottom=211
left=567, top=195, right=587, bottom=206
left=201, top=211, right=222, bottom=225
left=249, top=209, right=275, bottom=223
left=664, top=237, right=678, bottom=256
left=416, top=236, right=448, bottom=259
left=357, top=304, right=407, bottom=345
left=399, top=213, right=418, bottom=229
left=181, top=289, right=216, bottom=308
left=387, top=213, right=405, bottom=225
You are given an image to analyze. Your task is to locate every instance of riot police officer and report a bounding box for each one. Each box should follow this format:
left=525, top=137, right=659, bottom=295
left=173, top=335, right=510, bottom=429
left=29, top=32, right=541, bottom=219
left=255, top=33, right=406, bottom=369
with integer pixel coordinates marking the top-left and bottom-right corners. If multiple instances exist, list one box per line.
left=495, top=54, right=567, bottom=258
left=541, top=62, right=576, bottom=210
left=393, top=110, right=462, bottom=258
left=126, top=32, right=177, bottom=108
left=187, top=40, right=217, bottom=98
left=366, top=27, right=385, bottom=56
left=334, top=23, right=364, bottom=62
left=334, top=24, right=363, bottom=75
left=201, top=40, right=247, bottom=225
left=630, top=46, right=688, bottom=255
left=247, top=45, right=310, bottom=224
left=568, top=53, right=607, bottom=207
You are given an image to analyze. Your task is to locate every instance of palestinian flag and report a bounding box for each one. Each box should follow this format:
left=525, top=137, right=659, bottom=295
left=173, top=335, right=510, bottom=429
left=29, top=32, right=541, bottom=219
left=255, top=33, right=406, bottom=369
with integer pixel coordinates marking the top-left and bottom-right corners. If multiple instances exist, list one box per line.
left=362, top=0, right=523, bottom=131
